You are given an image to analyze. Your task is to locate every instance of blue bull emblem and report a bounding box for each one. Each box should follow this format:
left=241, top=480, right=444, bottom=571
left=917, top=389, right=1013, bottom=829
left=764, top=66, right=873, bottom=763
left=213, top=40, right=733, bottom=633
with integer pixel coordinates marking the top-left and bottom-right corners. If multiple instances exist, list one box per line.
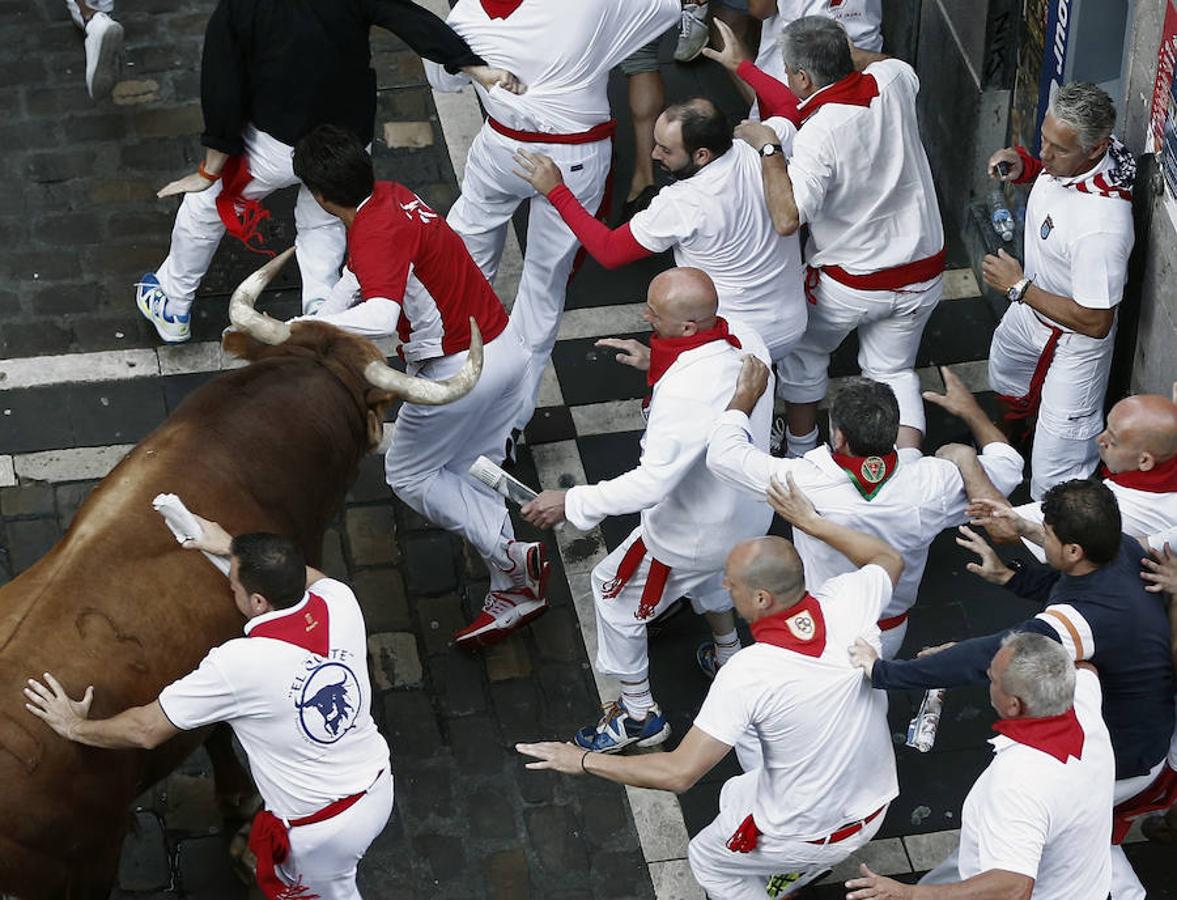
left=297, top=662, right=362, bottom=744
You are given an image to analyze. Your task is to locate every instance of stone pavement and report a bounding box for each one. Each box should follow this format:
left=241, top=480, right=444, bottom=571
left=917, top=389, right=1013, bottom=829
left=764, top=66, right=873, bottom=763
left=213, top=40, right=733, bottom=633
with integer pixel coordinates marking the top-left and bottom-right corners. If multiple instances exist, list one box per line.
left=2, top=0, right=1176, bottom=897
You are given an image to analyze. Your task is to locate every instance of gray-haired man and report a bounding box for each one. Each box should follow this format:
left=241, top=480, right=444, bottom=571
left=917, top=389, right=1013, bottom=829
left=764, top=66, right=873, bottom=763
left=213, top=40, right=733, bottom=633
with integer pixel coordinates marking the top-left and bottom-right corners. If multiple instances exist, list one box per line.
left=983, top=81, right=1136, bottom=499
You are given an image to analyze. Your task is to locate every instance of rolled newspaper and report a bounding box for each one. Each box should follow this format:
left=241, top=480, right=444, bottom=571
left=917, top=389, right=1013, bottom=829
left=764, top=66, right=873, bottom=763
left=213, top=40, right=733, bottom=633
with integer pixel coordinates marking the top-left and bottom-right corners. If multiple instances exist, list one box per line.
left=152, top=493, right=230, bottom=576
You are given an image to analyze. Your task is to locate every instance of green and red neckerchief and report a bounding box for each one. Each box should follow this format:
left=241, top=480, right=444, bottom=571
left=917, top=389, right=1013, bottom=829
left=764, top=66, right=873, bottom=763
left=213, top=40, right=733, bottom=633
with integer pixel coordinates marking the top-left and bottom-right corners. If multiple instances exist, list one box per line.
left=830, top=450, right=899, bottom=500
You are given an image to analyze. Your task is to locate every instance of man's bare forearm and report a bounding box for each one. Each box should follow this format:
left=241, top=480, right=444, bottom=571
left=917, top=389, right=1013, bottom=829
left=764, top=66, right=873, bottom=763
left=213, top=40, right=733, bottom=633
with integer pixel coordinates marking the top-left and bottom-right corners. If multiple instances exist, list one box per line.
left=910, top=869, right=1034, bottom=900
left=70, top=704, right=172, bottom=751
left=795, top=516, right=903, bottom=585
left=1024, top=285, right=1115, bottom=338
left=761, top=155, right=800, bottom=236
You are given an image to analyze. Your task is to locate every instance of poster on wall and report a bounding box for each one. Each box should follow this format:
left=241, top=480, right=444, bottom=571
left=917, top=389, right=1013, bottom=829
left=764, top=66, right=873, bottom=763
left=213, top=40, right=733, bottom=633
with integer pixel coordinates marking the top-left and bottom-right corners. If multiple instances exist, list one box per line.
left=1152, top=0, right=1177, bottom=228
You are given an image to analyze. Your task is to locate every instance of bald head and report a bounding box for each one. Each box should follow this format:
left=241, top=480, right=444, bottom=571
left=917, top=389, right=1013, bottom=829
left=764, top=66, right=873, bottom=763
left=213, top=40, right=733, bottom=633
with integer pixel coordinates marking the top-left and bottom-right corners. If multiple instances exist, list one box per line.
left=725, top=536, right=806, bottom=622
left=645, top=267, right=719, bottom=338
left=1100, top=394, right=1177, bottom=472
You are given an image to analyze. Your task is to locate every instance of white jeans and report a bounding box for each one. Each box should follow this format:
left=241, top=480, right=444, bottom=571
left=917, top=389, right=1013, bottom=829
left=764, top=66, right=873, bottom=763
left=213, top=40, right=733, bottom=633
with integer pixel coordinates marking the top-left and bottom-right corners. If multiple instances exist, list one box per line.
left=447, top=125, right=612, bottom=431
left=591, top=526, right=731, bottom=680
left=778, top=273, right=943, bottom=434
left=988, top=302, right=1114, bottom=500
left=688, top=771, right=886, bottom=900
left=278, top=769, right=394, bottom=899
left=156, top=125, right=346, bottom=313
left=66, top=0, right=113, bottom=26
left=385, top=325, right=530, bottom=572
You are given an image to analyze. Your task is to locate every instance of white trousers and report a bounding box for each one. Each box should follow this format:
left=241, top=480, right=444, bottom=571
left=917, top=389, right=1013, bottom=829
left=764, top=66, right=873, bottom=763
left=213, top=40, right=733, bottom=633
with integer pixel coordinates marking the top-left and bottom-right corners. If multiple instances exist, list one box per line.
left=988, top=301, right=1114, bottom=500
left=385, top=325, right=530, bottom=570
left=447, top=125, right=612, bottom=432
left=591, top=527, right=731, bottom=680
left=66, top=0, right=113, bottom=26
left=278, top=768, right=394, bottom=899
left=778, top=273, right=943, bottom=434
left=156, top=125, right=346, bottom=312
left=688, top=771, right=886, bottom=900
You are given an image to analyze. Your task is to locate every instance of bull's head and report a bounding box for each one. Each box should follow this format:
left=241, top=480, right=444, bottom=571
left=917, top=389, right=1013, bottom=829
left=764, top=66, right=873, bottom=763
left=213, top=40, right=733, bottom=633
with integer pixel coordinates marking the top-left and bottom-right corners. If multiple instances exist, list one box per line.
left=227, top=248, right=484, bottom=406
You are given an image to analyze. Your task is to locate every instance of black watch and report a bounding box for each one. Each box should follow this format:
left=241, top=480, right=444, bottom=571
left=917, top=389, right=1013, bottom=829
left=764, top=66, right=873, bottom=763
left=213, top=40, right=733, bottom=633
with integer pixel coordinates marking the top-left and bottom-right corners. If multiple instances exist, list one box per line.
left=759, top=143, right=784, bottom=159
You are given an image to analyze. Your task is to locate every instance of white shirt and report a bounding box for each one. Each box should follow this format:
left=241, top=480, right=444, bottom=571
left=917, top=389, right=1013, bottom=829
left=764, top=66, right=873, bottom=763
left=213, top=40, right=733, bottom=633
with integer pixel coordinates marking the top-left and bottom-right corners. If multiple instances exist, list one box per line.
left=629, top=118, right=806, bottom=357
left=565, top=325, right=774, bottom=571
left=755, top=1, right=884, bottom=84
left=425, top=0, right=679, bottom=133
left=1015, top=478, right=1177, bottom=562
left=958, top=669, right=1114, bottom=899
left=707, top=409, right=1024, bottom=618
left=158, top=578, right=390, bottom=820
left=694, top=565, right=898, bottom=839
left=789, top=58, right=944, bottom=273
left=1023, top=151, right=1134, bottom=321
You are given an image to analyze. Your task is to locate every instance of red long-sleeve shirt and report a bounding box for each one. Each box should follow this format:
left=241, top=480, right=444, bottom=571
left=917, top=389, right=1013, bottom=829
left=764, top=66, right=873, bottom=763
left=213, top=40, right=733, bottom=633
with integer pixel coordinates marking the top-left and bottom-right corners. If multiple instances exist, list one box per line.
left=547, top=184, right=655, bottom=269
left=736, top=60, right=802, bottom=127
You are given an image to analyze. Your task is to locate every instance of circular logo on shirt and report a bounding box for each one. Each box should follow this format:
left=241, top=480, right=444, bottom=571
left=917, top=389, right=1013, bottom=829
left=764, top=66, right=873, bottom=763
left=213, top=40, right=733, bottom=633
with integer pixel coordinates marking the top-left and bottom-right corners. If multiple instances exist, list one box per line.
left=860, top=456, right=887, bottom=484
left=787, top=611, right=816, bottom=640
left=296, top=661, right=362, bottom=745
left=1040, top=214, right=1054, bottom=240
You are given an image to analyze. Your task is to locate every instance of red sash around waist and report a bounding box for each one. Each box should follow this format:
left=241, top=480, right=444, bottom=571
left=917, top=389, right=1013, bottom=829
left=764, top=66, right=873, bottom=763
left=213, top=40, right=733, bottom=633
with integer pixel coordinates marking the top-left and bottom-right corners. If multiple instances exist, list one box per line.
left=600, top=536, right=671, bottom=621
left=821, top=247, right=946, bottom=292
left=726, top=805, right=885, bottom=854
left=877, top=611, right=909, bottom=632
left=488, top=117, right=617, bottom=145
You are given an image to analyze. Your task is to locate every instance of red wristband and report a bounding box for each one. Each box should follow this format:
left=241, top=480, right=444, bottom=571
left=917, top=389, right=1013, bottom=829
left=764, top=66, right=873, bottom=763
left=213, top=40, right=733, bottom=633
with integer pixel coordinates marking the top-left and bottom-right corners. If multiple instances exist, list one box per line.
left=198, top=161, right=221, bottom=182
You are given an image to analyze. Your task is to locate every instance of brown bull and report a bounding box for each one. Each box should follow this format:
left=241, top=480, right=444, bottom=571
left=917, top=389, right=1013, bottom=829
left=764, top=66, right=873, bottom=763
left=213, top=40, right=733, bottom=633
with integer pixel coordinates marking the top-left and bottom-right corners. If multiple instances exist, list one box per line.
left=0, top=251, right=481, bottom=897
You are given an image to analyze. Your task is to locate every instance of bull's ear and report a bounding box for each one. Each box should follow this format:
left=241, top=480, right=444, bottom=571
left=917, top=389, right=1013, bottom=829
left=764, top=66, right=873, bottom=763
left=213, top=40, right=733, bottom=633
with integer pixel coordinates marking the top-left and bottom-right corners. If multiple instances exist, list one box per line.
left=366, top=410, right=385, bottom=450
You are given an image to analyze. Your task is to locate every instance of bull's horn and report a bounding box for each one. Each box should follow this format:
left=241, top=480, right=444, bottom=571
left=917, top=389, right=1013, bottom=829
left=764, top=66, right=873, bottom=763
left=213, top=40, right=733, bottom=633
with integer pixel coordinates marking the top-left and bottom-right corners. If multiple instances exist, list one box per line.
left=364, top=318, right=484, bottom=405
left=228, top=247, right=295, bottom=345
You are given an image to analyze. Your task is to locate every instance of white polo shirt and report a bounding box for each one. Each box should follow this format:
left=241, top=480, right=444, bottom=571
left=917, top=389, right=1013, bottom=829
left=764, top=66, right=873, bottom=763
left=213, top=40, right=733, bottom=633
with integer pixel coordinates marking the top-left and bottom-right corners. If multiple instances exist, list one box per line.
left=693, top=565, right=898, bottom=839
left=707, top=409, right=1024, bottom=618
left=789, top=59, right=943, bottom=273
left=755, top=1, right=884, bottom=83
left=959, top=669, right=1114, bottom=899
left=1014, top=479, right=1177, bottom=562
left=1023, top=151, right=1134, bottom=323
left=425, top=0, right=679, bottom=133
left=628, top=117, right=806, bottom=357
left=158, top=578, right=390, bottom=821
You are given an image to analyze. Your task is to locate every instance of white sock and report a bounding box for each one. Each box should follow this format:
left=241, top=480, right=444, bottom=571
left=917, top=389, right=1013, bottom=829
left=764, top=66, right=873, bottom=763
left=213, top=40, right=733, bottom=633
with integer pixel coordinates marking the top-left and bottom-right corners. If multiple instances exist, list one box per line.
left=620, top=678, right=654, bottom=720
left=712, top=629, right=741, bottom=667
left=785, top=426, right=819, bottom=458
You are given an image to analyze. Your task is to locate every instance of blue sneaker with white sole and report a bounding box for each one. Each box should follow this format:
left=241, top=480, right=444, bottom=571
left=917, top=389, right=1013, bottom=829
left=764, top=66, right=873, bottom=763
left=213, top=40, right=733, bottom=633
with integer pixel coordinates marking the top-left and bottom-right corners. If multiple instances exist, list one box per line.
left=574, top=701, right=670, bottom=753
left=135, top=273, right=190, bottom=343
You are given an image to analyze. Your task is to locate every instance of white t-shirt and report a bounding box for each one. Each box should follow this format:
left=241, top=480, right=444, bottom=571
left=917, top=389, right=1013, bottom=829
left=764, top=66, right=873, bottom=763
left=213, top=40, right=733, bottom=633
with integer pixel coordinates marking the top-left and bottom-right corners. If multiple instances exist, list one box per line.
left=958, top=669, right=1114, bottom=899
left=755, top=1, right=884, bottom=84
left=707, top=409, right=1025, bottom=617
left=789, top=58, right=944, bottom=273
left=1023, top=151, right=1135, bottom=321
left=158, top=578, right=390, bottom=820
left=425, top=0, right=679, bottom=133
left=628, top=118, right=806, bottom=357
left=694, top=565, right=898, bottom=839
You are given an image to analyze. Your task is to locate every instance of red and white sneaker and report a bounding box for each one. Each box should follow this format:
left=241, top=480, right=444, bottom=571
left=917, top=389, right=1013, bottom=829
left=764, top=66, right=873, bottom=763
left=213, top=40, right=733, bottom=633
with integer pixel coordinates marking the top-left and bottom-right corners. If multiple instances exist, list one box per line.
left=454, top=590, right=549, bottom=647
left=498, top=540, right=551, bottom=600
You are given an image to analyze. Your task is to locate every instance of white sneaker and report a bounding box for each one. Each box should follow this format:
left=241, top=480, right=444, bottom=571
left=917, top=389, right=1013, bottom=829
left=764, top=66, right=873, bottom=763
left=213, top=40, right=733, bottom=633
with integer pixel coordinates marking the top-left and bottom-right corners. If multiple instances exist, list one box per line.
left=454, top=590, right=549, bottom=647
left=84, top=12, right=123, bottom=100
left=497, top=540, right=550, bottom=599
left=674, top=2, right=710, bottom=62
left=135, top=273, right=191, bottom=343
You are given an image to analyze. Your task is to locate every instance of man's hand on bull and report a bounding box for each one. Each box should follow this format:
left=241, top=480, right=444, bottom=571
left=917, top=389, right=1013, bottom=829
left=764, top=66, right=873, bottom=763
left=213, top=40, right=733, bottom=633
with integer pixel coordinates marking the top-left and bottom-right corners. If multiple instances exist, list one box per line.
left=595, top=338, right=650, bottom=371
left=521, top=490, right=567, bottom=529
left=24, top=672, right=93, bottom=741
left=181, top=514, right=233, bottom=557
left=462, top=65, right=526, bottom=95
left=512, top=149, right=564, bottom=196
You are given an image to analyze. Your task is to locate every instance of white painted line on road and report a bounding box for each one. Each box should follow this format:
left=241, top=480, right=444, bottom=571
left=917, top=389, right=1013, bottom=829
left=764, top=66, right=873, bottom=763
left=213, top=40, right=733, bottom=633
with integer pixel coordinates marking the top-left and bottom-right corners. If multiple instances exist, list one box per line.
left=570, top=400, right=647, bottom=436
left=558, top=304, right=650, bottom=341
left=1, top=348, right=159, bottom=391
left=0, top=455, right=15, bottom=488
left=13, top=445, right=133, bottom=483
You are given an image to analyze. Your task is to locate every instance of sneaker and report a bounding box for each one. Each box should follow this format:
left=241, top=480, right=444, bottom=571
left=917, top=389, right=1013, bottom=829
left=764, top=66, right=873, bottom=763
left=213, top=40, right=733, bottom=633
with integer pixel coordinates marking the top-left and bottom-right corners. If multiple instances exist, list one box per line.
left=696, top=640, right=720, bottom=680
left=498, top=540, right=551, bottom=599
left=573, top=700, right=670, bottom=753
left=765, top=867, right=832, bottom=897
left=84, top=12, right=123, bottom=100
left=769, top=414, right=787, bottom=457
left=135, top=273, right=191, bottom=343
left=674, top=2, right=710, bottom=62
left=454, top=590, right=549, bottom=647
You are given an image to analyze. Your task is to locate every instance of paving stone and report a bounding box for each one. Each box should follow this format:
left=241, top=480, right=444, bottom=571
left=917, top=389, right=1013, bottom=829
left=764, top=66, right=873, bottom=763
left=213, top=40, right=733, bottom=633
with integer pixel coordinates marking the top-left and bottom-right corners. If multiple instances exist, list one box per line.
left=112, top=78, right=163, bottom=105
left=346, top=453, right=390, bottom=503
left=0, top=483, right=55, bottom=517
left=524, top=806, right=591, bottom=878
left=432, top=650, right=489, bottom=717
left=577, top=789, right=630, bottom=850
left=175, top=834, right=248, bottom=897
left=483, top=634, right=533, bottom=681
left=116, top=809, right=171, bottom=892
left=159, top=772, right=221, bottom=836
left=491, top=679, right=544, bottom=744
left=484, top=846, right=530, bottom=900
left=466, top=788, right=517, bottom=840
left=368, top=631, right=423, bottom=690
left=589, top=849, right=652, bottom=899
left=352, top=566, right=412, bottom=633
left=0, top=318, right=73, bottom=356
left=412, top=832, right=467, bottom=886
left=5, top=517, right=60, bottom=573
left=344, top=504, right=400, bottom=566
left=537, top=663, right=597, bottom=732
left=397, top=762, right=454, bottom=823
left=133, top=103, right=204, bottom=139
left=382, top=690, right=443, bottom=760
left=382, top=120, right=435, bottom=149
left=447, top=714, right=508, bottom=777
left=528, top=606, right=586, bottom=663
left=415, top=592, right=467, bottom=655
left=321, top=525, right=348, bottom=579
left=402, top=530, right=459, bottom=594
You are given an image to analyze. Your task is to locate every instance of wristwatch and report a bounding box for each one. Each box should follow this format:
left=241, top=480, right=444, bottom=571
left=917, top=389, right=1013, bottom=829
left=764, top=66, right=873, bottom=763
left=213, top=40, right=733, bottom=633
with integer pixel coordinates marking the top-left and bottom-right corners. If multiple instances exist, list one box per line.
left=1007, top=276, right=1031, bottom=303
left=760, top=143, right=784, bottom=159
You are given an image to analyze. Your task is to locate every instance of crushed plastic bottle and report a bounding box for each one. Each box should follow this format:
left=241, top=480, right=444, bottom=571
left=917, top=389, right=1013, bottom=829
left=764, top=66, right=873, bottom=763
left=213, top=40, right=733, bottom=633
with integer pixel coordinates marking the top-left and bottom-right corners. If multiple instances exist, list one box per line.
left=906, top=688, right=946, bottom=753
left=988, top=189, right=1015, bottom=242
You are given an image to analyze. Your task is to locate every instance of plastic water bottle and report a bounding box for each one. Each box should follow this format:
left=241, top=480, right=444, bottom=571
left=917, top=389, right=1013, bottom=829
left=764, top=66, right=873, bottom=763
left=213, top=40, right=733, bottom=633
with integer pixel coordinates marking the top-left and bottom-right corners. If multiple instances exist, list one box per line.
left=988, top=189, right=1015, bottom=242
left=905, top=688, right=946, bottom=753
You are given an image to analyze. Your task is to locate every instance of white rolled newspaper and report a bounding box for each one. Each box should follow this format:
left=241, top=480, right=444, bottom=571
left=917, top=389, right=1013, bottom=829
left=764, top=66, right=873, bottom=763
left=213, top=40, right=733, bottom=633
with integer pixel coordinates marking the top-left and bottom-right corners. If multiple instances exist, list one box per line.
left=152, top=493, right=230, bottom=576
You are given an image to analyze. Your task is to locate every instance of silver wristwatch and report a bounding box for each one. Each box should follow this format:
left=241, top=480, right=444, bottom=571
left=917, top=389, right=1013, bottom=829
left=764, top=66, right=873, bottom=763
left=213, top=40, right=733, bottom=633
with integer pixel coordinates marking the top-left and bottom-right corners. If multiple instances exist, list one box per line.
left=1007, top=276, right=1031, bottom=303
left=760, top=143, right=784, bottom=158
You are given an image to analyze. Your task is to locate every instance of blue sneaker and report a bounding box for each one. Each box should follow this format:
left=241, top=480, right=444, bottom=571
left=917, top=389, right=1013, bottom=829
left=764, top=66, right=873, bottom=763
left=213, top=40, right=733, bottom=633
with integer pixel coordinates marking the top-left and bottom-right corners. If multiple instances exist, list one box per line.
left=696, top=640, right=720, bottom=680
left=574, top=701, right=670, bottom=753
left=135, top=273, right=190, bottom=343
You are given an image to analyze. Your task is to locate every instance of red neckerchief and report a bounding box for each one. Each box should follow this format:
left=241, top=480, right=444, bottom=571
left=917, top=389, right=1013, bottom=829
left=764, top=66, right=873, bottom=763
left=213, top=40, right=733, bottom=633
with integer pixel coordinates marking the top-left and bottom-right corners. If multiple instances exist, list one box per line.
left=248, top=593, right=330, bottom=658
left=798, top=71, right=879, bottom=124
left=647, top=317, right=741, bottom=388
left=992, top=707, right=1085, bottom=763
left=481, top=0, right=523, bottom=18
left=215, top=155, right=275, bottom=258
left=831, top=449, right=899, bottom=500
left=1100, top=454, right=1177, bottom=493
left=750, top=593, right=826, bottom=657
